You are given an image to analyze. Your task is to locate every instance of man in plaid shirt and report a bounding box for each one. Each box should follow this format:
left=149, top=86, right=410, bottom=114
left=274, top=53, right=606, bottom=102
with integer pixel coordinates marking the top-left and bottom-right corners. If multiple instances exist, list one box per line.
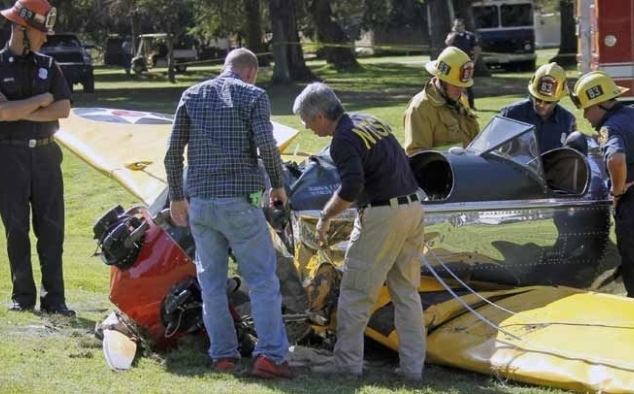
left=164, top=48, right=292, bottom=379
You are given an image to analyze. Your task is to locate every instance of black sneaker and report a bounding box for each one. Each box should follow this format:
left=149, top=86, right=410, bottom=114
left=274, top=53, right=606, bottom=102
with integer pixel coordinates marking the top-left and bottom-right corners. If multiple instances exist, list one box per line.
left=41, top=304, right=76, bottom=317
left=8, top=302, right=34, bottom=312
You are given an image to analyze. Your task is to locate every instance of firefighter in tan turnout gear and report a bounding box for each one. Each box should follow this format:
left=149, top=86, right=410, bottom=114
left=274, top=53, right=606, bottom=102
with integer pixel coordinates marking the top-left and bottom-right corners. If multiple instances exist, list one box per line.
left=403, top=46, right=480, bottom=155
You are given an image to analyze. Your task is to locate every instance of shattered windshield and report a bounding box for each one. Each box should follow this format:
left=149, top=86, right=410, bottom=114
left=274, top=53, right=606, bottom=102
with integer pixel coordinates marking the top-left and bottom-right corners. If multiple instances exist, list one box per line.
left=467, top=115, right=543, bottom=176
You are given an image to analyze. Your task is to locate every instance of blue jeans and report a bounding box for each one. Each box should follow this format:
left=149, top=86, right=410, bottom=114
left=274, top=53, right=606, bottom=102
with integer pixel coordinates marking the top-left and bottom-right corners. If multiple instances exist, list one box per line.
left=189, top=197, right=289, bottom=362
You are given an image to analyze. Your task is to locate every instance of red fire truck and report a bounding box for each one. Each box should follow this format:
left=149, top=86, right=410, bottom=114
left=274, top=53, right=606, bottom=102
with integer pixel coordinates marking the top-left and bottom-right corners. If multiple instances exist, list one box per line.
left=576, top=0, right=634, bottom=99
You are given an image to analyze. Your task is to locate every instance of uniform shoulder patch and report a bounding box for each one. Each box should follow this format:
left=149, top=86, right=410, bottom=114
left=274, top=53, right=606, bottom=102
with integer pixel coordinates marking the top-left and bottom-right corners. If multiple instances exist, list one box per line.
left=598, top=126, right=609, bottom=145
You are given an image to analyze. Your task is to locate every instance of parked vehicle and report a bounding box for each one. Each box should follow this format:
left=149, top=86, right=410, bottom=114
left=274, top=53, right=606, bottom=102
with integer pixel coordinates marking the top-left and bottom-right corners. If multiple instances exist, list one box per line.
left=39, top=33, right=95, bottom=93
left=197, top=37, right=231, bottom=61
left=576, top=0, right=634, bottom=100
left=131, top=33, right=197, bottom=74
left=104, top=34, right=128, bottom=67
left=472, top=0, right=537, bottom=71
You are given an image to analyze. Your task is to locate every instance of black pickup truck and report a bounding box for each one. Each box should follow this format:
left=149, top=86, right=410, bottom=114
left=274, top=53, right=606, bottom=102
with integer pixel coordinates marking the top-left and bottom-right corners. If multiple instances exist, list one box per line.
left=39, top=33, right=95, bottom=93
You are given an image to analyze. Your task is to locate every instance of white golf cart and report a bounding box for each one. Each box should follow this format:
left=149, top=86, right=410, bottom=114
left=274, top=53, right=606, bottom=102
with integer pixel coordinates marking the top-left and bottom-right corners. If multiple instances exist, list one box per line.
left=131, top=33, right=198, bottom=74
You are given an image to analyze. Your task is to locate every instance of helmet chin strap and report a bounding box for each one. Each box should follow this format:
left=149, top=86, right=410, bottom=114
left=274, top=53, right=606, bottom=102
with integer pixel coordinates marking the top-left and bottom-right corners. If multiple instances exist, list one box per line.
left=439, top=80, right=459, bottom=106
left=599, top=100, right=620, bottom=112
left=20, top=26, right=31, bottom=56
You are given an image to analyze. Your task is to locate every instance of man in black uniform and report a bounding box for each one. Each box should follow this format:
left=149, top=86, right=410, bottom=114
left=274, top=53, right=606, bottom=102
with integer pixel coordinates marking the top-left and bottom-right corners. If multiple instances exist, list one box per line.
left=445, top=18, right=481, bottom=110
left=293, top=82, right=426, bottom=381
left=0, top=0, right=74, bottom=316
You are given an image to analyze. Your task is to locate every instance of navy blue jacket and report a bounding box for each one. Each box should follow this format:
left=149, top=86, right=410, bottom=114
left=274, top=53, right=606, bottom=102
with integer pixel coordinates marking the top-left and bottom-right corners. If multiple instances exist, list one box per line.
left=598, top=104, right=634, bottom=183
left=0, top=48, right=71, bottom=139
left=330, top=114, right=419, bottom=206
left=500, top=98, right=576, bottom=153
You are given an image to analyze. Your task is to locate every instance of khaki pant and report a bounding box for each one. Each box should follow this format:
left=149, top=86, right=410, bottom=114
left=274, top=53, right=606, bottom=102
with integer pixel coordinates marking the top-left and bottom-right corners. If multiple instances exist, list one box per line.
left=334, top=200, right=425, bottom=376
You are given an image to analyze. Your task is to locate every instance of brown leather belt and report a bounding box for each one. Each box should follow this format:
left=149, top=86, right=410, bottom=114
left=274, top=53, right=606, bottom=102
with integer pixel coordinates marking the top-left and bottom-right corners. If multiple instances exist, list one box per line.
left=0, top=136, right=55, bottom=148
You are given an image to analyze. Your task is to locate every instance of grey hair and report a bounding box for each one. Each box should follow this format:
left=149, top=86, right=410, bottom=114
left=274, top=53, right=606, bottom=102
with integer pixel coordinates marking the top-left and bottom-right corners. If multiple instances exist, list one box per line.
left=293, top=82, right=344, bottom=121
left=223, top=48, right=258, bottom=71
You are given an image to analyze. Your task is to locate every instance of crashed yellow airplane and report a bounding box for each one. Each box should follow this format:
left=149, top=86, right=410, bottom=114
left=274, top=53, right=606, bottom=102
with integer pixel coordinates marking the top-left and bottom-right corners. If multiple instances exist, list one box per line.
left=60, top=108, right=634, bottom=393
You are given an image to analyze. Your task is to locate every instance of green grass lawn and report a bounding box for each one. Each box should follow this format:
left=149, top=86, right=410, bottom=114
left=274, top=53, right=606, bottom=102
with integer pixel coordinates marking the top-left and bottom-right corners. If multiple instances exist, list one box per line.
left=0, top=52, right=590, bottom=393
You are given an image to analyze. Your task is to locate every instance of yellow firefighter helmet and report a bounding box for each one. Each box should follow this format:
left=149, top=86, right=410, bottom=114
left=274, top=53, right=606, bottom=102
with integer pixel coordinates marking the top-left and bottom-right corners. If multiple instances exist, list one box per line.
left=570, top=71, right=629, bottom=109
left=528, top=62, right=568, bottom=102
left=425, top=46, right=474, bottom=88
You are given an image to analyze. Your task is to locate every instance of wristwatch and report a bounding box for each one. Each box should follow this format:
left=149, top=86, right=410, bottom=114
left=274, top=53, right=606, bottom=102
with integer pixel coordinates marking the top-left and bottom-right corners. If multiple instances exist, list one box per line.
left=610, top=190, right=626, bottom=198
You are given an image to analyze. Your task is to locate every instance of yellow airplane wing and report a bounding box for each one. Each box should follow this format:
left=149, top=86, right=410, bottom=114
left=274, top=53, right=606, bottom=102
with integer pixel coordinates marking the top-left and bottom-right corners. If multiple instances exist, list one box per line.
left=363, top=283, right=634, bottom=394
left=57, top=108, right=300, bottom=206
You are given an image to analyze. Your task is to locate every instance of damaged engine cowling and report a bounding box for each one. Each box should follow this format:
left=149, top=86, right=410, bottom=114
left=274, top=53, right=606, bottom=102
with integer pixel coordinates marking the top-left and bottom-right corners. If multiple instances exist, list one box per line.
left=159, top=275, right=256, bottom=356
left=93, top=205, right=147, bottom=270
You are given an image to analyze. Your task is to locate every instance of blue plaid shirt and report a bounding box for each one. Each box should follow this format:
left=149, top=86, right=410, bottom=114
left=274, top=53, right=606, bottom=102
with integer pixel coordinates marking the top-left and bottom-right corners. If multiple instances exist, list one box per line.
left=164, top=71, right=284, bottom=201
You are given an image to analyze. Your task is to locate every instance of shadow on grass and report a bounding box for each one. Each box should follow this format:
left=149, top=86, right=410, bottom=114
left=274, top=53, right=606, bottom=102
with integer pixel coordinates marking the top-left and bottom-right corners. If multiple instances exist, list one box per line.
left=73, top=85, right=185, bottom=113
left=75, top=62, right=549, bottom=118
left=95, top=69, right=218, bottom=84
left=266, top=63, right=572, bottom=116
left=73, top=67, right=221, bottom=113
left=157, top=334, right=514, bottom=393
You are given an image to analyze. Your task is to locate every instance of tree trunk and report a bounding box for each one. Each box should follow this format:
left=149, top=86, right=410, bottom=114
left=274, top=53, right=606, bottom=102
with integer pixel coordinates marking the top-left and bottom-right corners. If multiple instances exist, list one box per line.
left=166, top=32, right=175, bottom=83
left=308, top=0, right=359, bottom=71
left=428, top=0, right=452, bottom=60
left=130, top=17, right=138, bottom=54
left=244, top=0, right=269, bottom=66
left=551, top=0, right=577, bottom=66
left=269, top=0, right=316, bottom=82
left=453, top=0, right=490, bottom=76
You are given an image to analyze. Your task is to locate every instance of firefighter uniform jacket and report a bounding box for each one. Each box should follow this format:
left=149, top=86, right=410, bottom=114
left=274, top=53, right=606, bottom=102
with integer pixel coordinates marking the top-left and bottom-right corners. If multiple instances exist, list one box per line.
left=598, top=103, right=634, bottom=297
left=403, top=79, right=480, bottom=155
left=0, top=48, right=70, bottom=139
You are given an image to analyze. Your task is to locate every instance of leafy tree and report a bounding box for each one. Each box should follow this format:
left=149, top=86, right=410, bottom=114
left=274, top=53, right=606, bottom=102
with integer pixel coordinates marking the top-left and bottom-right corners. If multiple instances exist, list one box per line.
left=452, top=0, right=490, bottom=76
left=550, top=0, right=576, bottom=66
left=307, top=0, right=360, bottom=70
left=383, top=0, right=427, bottom=30
left=269, top=0, right=316, bottom=81
left=188, top=0, right=314, bottom=81
left=129, top=0, right=196, bottom=82
left=427, top=0, right=451, bottom=59
left=191, top=0, right=268, bottom=59
left=243, top=0, right=267, bottom=61
left=107, top=0, right=146, bottom=50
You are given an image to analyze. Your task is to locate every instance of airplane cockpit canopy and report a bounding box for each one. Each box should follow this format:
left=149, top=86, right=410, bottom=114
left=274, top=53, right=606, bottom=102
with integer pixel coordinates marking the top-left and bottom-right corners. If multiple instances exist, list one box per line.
left=468, top=115, right=543, bottom=179
left=409, top=116, right=591, bottom=202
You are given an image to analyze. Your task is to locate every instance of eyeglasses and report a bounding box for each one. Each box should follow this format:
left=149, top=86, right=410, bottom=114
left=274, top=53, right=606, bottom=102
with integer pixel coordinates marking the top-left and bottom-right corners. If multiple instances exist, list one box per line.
left=530, top=94, right=557, bottom=106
